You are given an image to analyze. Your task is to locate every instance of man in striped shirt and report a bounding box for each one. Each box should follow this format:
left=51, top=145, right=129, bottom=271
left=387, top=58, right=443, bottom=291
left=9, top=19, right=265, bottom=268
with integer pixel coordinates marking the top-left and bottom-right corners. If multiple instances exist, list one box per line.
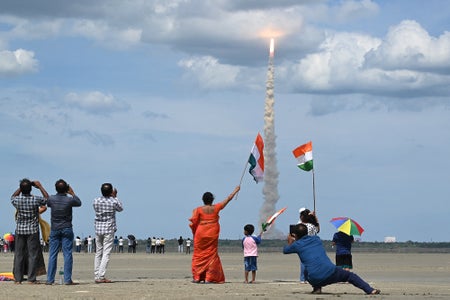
left=93, top=183, right=123, bottom=283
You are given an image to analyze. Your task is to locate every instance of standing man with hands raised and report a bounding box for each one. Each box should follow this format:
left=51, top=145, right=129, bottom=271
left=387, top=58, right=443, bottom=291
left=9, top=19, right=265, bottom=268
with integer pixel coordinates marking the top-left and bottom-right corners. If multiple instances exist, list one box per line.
left=93, top=183, right=123, bottom=283
left=46, top=179, right=82, bottom=285
left=11, top=179, right=49, bottom=284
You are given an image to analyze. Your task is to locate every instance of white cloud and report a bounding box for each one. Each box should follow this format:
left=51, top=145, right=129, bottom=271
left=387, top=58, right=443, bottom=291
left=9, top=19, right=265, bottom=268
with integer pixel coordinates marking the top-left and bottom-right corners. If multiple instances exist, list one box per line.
left=284, top=21, right=450, bottom=97
left=365, top=20, right=450, bottom=73
left=178, top=56, right=240, bottom=89
left=139, top=3, right=314, bottom=65
left=152, top=0, right=187, bottom=14
left=0, top=48, right=38, bottom=76
left=64, top=91, right=130, bottom=114
left=0, top=16, right=63, bottom=39
left=286, top=32, right=381, bottom=91
left=71, top=19, right=142, bottom=50
left=334, top=0, right=379, bottom=23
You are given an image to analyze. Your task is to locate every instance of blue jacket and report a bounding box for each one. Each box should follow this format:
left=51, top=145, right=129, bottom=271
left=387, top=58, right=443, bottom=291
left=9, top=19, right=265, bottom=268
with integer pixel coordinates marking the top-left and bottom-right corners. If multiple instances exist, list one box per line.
left=283, top=235, right=335, bottom=285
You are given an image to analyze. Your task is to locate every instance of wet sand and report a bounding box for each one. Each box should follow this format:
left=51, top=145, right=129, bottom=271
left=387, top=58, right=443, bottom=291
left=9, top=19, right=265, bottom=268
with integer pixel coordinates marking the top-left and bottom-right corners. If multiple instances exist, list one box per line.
left=1, top=251, right=450, bottom=299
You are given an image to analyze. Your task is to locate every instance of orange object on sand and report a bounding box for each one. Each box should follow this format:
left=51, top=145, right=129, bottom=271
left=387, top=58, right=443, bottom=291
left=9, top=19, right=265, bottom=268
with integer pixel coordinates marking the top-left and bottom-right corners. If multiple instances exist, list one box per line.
left=0, top=272, right=14, bottom=281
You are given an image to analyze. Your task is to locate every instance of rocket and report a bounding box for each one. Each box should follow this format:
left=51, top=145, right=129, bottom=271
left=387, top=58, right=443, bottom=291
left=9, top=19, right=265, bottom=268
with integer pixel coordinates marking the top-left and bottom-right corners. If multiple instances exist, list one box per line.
left=269, top=38, right=274, bottom=58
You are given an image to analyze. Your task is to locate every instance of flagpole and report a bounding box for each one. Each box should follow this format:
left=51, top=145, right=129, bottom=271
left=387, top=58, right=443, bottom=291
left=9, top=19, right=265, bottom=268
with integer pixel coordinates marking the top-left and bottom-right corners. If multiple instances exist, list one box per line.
left=312, top=169, right=316, bottom=212
left=239, top=157, right=249, bottom=186
left=235, top=157, right=250, bottom=201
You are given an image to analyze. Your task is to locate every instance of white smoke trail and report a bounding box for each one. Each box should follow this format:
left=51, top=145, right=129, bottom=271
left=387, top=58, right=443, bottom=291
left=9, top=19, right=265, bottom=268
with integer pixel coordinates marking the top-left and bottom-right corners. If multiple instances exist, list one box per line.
left=259, top=39, right=284, bottom=238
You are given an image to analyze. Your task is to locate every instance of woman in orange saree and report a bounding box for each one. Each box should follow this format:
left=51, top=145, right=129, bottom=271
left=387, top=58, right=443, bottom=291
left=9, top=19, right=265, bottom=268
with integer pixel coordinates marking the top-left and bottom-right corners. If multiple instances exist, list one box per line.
left=189, top=186, right=240, bottom=283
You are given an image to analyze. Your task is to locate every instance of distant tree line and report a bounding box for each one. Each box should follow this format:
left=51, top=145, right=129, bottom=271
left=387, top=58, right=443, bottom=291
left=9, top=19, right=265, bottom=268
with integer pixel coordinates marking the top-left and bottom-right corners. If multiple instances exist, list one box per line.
left=130, top=238, right=450, bottom=253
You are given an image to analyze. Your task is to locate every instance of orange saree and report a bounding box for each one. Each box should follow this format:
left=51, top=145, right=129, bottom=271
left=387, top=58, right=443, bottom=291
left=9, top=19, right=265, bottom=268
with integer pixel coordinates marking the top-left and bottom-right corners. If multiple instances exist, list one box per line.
left=189, top=203, right=225, bottom=283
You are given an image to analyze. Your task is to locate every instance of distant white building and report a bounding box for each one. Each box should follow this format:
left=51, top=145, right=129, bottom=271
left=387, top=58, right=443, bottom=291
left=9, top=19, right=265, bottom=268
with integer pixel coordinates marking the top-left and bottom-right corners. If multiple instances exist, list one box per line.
left=384, top=236, right=396, bottom=243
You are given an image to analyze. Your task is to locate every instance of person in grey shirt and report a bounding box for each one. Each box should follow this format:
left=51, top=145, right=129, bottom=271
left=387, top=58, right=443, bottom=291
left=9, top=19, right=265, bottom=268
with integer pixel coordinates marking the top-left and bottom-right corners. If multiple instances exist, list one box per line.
left=45, top=179, right=81, bottom=285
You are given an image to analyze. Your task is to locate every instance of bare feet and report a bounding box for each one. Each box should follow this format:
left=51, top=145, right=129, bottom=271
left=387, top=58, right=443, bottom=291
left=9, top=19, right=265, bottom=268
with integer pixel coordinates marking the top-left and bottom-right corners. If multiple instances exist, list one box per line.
left=371, top=289, right=381, bottom=294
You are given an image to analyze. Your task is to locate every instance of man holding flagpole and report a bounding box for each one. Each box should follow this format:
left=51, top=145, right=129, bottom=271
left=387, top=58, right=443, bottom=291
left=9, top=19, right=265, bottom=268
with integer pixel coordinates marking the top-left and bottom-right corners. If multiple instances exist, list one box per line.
left=293, top=141, right=319, bottom=283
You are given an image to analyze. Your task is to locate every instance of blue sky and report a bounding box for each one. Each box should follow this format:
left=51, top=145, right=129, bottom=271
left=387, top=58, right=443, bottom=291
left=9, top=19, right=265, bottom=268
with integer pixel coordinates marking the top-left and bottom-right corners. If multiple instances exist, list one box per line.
left=1, top=0, right=449, bottom=242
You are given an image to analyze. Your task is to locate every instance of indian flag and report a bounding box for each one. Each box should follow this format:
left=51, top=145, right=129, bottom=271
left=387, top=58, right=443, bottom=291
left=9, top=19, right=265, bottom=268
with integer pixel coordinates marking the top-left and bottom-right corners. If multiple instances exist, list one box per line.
left=292, top=141, right=313, bottom=172
left=262, top=207, right=287, bottom=232
left=248, top=133, right=264, bottom=183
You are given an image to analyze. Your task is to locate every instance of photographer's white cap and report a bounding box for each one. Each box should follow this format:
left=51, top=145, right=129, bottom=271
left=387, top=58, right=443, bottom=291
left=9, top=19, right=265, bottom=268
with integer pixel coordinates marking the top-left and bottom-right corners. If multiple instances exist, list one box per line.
left=299, top=207, right=306, bottom=214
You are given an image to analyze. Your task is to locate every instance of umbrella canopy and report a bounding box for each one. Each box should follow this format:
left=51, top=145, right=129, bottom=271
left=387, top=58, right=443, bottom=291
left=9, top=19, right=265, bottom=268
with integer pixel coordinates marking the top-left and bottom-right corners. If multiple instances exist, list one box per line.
left=127, top=234, right=136, bottom=240
left=330, top=217, right=364, bottom=236
left=3, top=233, right=14, bottom=242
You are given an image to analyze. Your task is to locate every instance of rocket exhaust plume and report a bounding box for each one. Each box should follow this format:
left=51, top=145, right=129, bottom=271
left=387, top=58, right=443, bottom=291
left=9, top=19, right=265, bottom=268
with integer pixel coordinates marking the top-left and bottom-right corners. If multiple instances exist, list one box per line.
left=259, top=38, right=283, bottom=238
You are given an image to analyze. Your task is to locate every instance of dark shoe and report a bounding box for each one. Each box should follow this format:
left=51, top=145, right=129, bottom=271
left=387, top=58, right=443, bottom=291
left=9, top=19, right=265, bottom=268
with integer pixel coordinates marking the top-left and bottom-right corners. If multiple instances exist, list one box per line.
left=370, top=289, right=381, bottom=295
left=45, top=281, right=54, bottom=285
left=65, top=281, right=79, bottom=285
left=28, top=280, right=42, bottom=284
left=311, top=287, right=322, bottom=294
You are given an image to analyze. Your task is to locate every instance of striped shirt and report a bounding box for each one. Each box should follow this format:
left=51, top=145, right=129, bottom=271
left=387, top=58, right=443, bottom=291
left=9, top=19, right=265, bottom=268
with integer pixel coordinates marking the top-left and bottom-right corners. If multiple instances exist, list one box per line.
left=93, top=196, right=123, bottom=235
left=11, top=195, right=47, bottom=235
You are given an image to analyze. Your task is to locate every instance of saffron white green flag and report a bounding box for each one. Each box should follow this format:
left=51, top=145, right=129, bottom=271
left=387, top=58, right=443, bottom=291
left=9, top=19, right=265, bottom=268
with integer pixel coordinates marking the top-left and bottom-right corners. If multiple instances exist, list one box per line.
left=292, top=141, right=313, bottom=171
left=248, top=133, right=264, bottom=183
left=262, top=207, right=287, bottom=232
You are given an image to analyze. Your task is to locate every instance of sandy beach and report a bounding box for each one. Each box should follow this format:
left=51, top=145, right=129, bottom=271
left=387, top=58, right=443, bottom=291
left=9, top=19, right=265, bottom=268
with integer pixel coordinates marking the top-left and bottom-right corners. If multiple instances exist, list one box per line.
left=1, top=251, right=450, bottom=299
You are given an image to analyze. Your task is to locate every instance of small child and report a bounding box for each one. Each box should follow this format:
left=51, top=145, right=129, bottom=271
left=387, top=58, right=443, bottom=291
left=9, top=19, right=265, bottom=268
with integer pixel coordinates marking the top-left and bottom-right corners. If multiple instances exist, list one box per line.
left=332, top=231, right=354, bottom=271
left=242, top=224, right=261, bottom=283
